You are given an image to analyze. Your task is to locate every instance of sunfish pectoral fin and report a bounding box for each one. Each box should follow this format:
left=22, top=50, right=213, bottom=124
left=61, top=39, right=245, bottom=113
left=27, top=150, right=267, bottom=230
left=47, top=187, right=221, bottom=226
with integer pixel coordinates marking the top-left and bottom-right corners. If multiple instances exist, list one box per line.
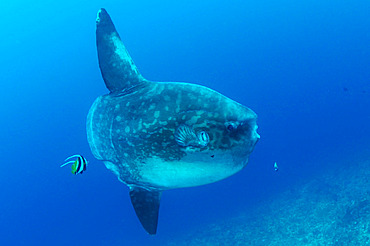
left=96, top=8, right=145, bottom=93
left=129, top=186, right=162, bottom=235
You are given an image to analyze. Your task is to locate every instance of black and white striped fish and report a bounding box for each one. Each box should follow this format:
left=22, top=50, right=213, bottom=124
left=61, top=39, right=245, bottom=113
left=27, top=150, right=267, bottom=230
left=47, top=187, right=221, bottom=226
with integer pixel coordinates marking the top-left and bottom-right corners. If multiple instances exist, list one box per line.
left=61, top=155, right=88, bottom=175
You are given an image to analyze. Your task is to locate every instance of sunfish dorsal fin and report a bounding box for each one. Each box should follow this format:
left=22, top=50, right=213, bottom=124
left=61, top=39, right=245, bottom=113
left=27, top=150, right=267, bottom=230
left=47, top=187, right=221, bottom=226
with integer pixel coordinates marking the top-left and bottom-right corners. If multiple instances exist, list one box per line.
left=129, top=187, right=162, bottom=235
left=96, top=8, right=145, bottom=93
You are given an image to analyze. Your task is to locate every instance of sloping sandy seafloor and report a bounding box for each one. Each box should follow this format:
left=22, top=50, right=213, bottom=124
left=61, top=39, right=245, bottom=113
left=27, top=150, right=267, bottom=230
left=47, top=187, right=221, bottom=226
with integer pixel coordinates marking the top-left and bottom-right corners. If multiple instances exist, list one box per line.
left=165, top=152, right=370, bottom=246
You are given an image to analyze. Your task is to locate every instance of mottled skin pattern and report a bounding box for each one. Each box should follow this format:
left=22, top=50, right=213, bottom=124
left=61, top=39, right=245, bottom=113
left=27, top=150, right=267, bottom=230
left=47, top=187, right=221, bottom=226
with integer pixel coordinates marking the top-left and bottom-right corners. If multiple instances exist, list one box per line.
left=87, top=80, right=259, bottom=190
left=87, top=8, right=259, bottom=234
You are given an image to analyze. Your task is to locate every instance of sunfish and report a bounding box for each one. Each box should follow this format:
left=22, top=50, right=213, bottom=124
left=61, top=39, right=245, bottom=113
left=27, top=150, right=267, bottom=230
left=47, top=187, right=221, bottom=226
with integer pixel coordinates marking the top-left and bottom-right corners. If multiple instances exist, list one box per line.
left=87, top=8, right=260, bottom=234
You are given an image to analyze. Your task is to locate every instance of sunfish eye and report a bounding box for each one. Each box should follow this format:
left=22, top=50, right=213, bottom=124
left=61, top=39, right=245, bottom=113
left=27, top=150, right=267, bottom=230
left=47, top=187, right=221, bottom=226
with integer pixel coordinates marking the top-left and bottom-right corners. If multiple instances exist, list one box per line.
left=198, top=131, right=209, bottom=147
left=227, top=124, right=234, bottom=131
left=225, top=122, right=239, bottom=132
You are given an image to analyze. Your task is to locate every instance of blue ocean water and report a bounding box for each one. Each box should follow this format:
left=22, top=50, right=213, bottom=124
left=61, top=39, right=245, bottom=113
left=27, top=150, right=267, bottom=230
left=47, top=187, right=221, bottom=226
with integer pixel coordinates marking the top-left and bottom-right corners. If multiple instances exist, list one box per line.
left=0, top=0, right=369, bottom=245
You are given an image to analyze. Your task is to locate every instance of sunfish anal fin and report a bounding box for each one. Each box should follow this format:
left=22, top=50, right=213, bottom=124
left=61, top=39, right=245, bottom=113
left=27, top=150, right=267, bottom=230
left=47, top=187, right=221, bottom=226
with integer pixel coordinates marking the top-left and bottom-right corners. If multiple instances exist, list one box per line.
left=129, top=186, right=162, bottom=235
left=96, top=8, right=145, bottom=93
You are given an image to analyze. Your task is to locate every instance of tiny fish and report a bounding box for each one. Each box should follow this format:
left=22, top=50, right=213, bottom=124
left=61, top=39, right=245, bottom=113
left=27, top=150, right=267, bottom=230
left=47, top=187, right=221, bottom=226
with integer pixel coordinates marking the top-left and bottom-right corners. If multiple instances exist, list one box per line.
left=274, top=162, right=278, bottom=172
left=60, top=155, right=88, bottom=175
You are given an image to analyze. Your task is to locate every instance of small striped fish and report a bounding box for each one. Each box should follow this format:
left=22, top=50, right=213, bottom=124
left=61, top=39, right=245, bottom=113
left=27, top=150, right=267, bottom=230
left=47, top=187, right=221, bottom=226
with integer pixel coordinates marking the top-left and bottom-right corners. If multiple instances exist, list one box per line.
left=61, top=155, right=88, bottom=175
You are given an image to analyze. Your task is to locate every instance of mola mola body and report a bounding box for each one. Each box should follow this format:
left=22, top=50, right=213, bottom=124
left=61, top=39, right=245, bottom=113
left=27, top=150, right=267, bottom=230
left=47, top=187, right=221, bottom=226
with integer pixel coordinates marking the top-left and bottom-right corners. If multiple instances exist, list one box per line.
left=87, top=8, right=259, bottom=234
